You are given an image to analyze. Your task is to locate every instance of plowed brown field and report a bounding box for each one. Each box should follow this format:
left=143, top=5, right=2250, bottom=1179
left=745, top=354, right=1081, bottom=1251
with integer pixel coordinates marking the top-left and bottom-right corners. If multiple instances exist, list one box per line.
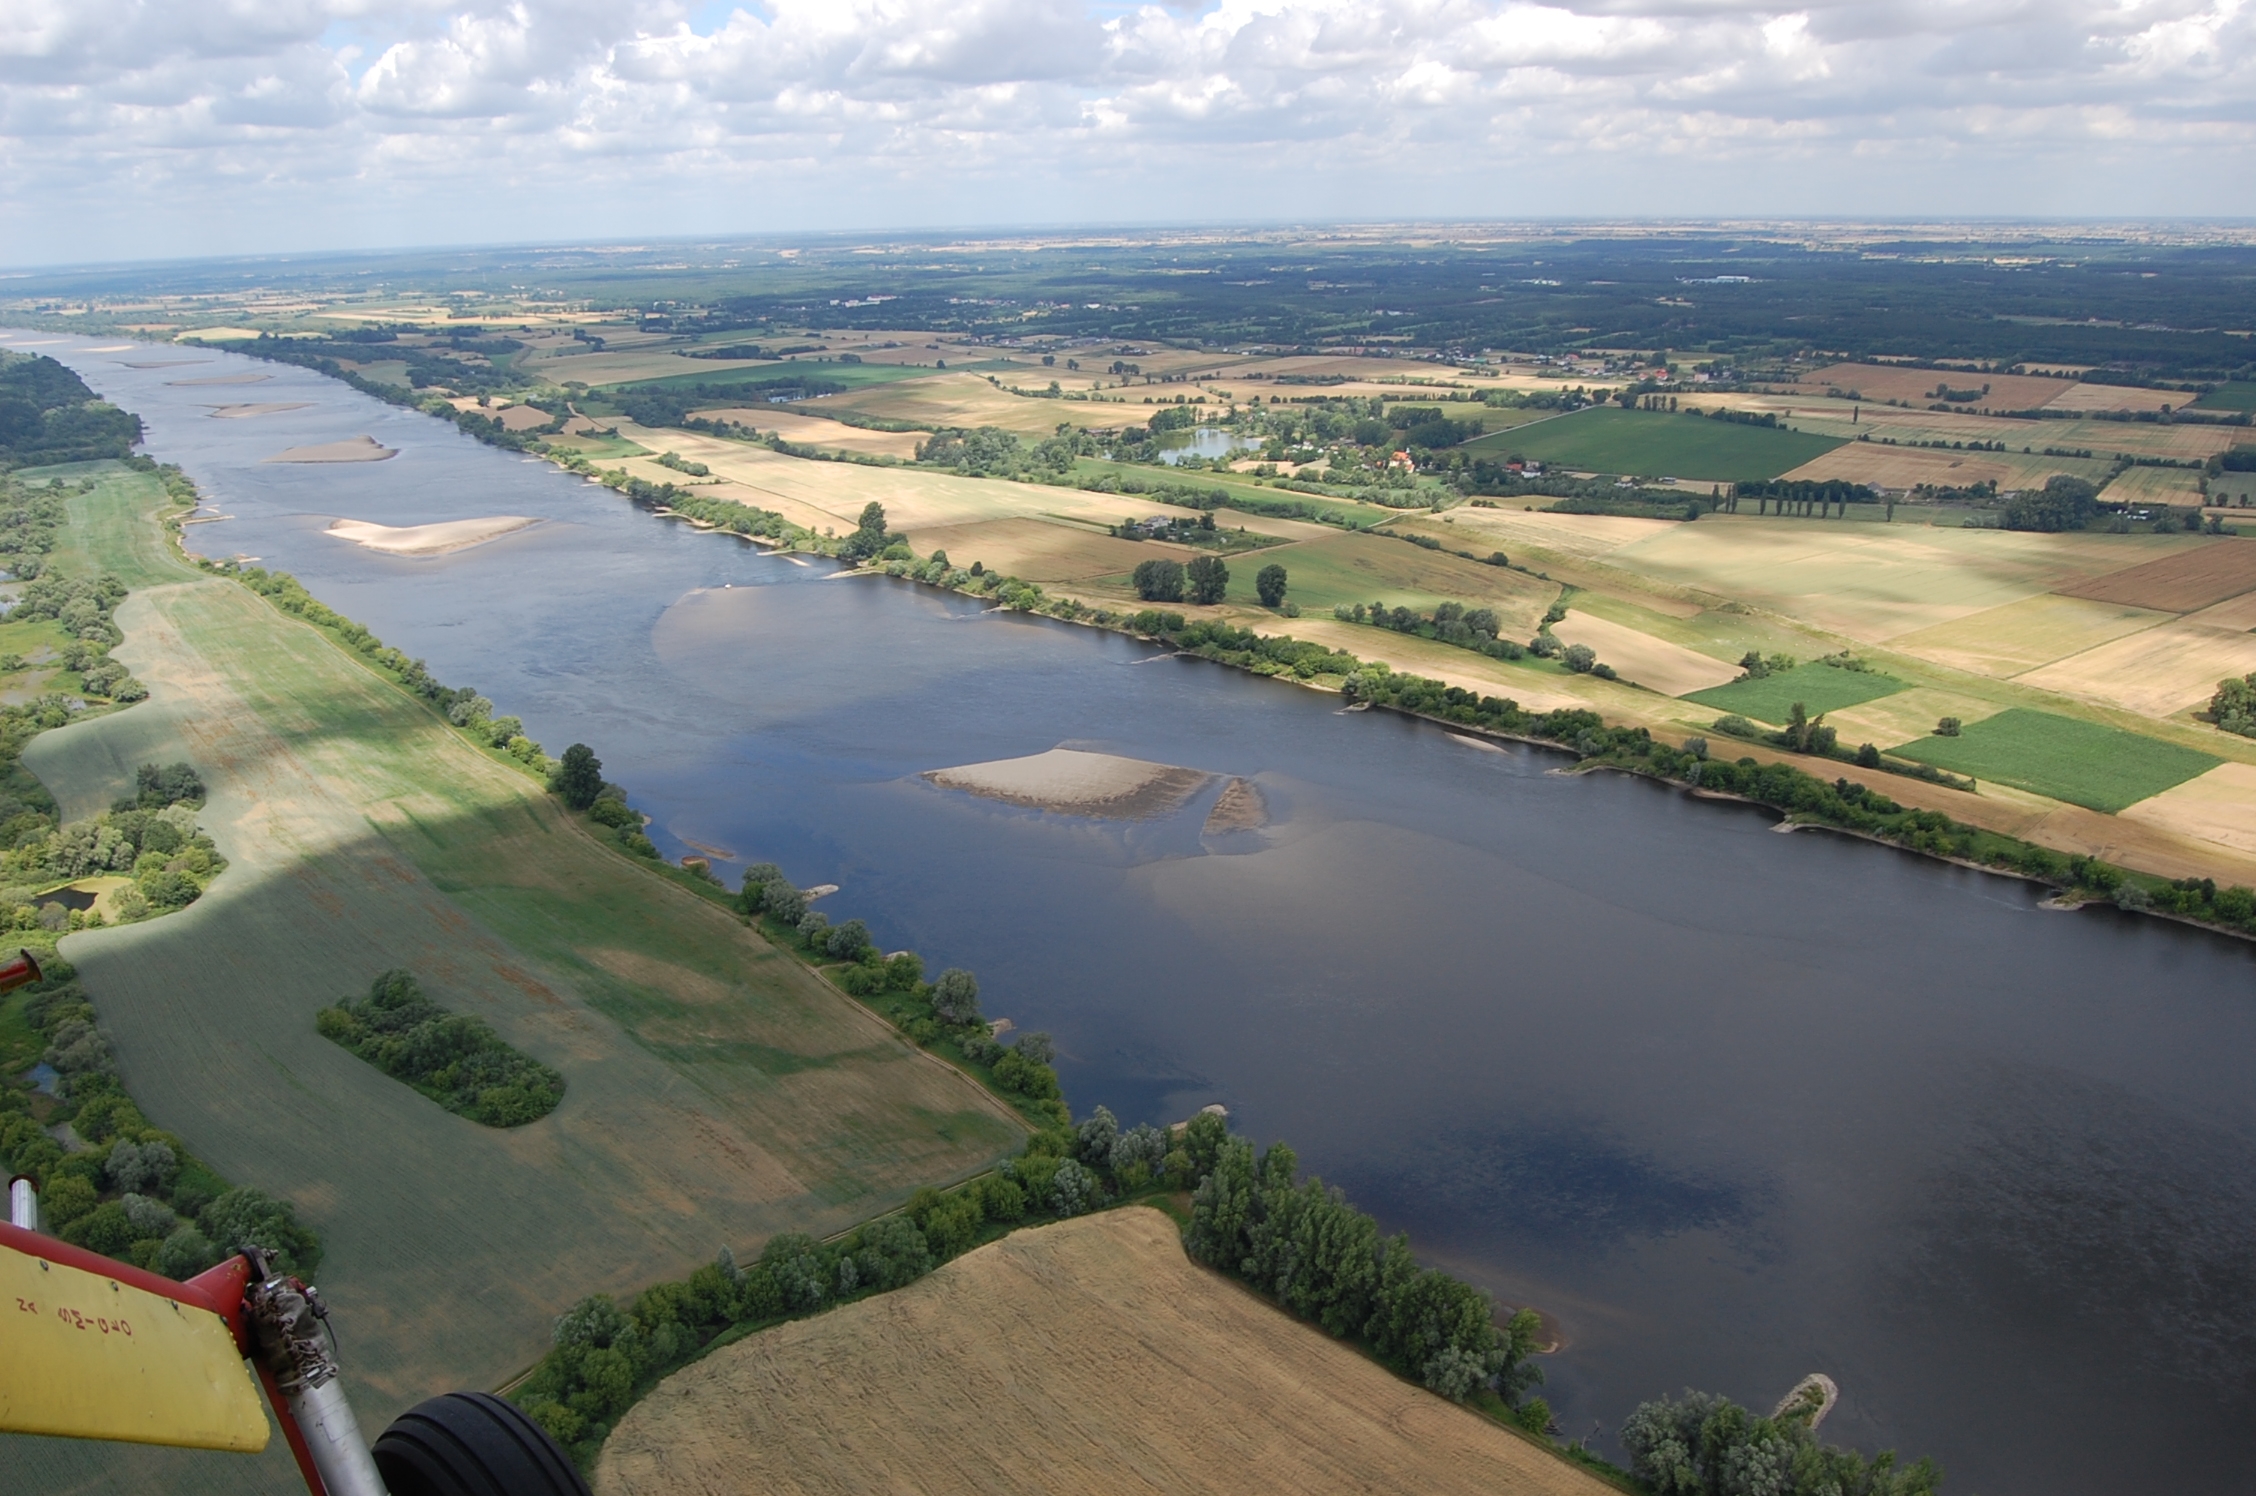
left=2057, top=539, right=2256, bottom=612
left=595, top=1208, right=1609, bottom=1496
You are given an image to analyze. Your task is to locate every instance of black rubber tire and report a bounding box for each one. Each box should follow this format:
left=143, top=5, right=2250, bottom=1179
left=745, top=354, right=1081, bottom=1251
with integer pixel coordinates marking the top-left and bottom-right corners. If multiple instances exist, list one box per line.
left=373, top=1390, right=591, bottom=1496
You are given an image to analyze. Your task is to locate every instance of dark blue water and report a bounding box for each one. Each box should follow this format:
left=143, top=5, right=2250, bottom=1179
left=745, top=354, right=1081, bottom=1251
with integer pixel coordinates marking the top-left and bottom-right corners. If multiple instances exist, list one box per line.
left=18, top=329, right=2256, bottom=1496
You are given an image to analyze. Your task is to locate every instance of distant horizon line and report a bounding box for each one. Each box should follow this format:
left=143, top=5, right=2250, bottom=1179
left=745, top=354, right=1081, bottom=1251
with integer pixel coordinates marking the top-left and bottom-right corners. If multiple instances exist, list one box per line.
left=8, top=214, right=2256, bottom=281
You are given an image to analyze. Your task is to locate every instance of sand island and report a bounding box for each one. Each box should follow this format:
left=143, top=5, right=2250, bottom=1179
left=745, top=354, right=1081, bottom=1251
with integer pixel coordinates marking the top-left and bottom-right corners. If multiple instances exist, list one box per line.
left=265, top=435, right=397, bottom=463
left=325, top=516, right=540, bottom=556
left=925, top=747, right=1212, bottom=819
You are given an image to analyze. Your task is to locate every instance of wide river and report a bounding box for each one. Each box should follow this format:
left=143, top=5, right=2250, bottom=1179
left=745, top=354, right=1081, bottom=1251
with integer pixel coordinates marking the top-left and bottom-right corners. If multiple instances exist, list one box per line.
left=18, top=332, right=2256, bottom=1494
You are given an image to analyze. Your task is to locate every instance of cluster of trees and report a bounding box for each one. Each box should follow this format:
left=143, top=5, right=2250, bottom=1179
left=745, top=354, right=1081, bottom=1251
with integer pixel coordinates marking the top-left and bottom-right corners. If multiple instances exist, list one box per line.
left=916, top=424, right=1092, bottom=478
left=2, top=797, right=222, bottom=931
left=2001, top=475, right=2101, bottom=533
left=0, top=353, right=142, bottom=468
left=1159, top=619, right=1360, bottom=680
left=548, top=744, right=660, bottom=859
left=1447, top=460, right=1700, bottom=515
left=0, top=476, right=68, bottom=579
left=232, top=566, right=551, bottom=774
left=1132, top=555, right=1230, bottom=605
left=0, top=958, right=321, bottom=1280
left=9, top=570, right=147, bottom=704
left=1622, top=1390, right=1939, bottom=1496
left=838, top=501, right=907, bottom=563
left=317, top=969, right=566, bottom=1128
left=1187, top=1122, right=1547, bottom=1410
left=2206, top=672, right=2256, bottom=737
left=1334, top=599, right=1528, bottom=662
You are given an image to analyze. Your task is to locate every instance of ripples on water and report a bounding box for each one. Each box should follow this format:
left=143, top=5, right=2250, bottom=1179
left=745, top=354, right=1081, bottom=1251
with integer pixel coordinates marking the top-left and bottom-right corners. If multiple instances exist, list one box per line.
left=18, top=329, right=2256, bottom=1495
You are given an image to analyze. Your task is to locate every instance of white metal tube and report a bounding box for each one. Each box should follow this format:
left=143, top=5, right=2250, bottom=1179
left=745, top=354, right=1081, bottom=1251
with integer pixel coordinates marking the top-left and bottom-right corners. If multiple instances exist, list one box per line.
left=289, top=1377, right=390, bottom=1496
left=7, top=1177, right=34, bottom=1232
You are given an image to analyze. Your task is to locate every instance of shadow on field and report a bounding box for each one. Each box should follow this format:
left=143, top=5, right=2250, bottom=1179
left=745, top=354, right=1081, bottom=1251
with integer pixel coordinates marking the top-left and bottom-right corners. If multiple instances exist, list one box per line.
left=5, top=579, right=1025, bottom=1496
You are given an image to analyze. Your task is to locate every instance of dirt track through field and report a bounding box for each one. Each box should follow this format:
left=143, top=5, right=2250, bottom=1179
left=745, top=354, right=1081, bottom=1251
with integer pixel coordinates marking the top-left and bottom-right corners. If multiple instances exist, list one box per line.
left=596, top=1208, right=1612, bottom=1496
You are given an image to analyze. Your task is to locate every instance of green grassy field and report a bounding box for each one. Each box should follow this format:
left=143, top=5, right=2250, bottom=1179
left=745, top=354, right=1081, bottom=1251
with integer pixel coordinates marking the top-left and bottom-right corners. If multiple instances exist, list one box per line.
left=1461, top=407, right=1845, bottom=482
left=1683, top=662, right=1906, bottom=721
left=6, top=466, right=1024, bottom=1495
left=606, top=359, right=940, bottom=393
left=2192, top=382, right=2256, bottom=413
left=1888, top=707, right=2220, bottom=813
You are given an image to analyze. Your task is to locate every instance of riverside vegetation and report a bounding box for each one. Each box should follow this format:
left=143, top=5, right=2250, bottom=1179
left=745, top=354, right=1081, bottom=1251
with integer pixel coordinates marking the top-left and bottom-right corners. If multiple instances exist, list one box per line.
left=512, top=861, right=1947, bottom=1492
left=0, top=957, right=321, bottom=1281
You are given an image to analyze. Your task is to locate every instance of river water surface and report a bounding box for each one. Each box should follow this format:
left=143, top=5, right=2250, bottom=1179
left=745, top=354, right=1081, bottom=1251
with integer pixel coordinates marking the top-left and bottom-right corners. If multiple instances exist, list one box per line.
left=18, top=331, right=2256, bottom=1495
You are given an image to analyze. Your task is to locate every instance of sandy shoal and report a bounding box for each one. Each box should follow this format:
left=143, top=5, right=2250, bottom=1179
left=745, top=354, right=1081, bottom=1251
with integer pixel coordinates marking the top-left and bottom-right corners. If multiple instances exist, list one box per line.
left=206, top=402, right=313, bottom=419
left=325, top=516, right=539, bottom=556
left=1203, top=776, right=1269, bottom=832
left=167, top=372, right=272, bottom=386
left=594, top=1208, right=1612, bottom=1496
left=265, top=436, right=398, bottom=464
left=925, top=748, right=1211, bottom=819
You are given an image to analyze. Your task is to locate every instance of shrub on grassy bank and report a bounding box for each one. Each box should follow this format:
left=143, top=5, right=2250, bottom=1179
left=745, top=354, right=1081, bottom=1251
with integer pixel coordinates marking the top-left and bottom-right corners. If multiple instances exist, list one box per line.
left=0, top=958, right=321, bottom=1279
left=318, top=969, right=565, bottom=1127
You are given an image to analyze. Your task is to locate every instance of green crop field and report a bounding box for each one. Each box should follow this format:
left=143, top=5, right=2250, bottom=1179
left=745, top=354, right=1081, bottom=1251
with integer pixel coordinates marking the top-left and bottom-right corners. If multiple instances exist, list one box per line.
left=6, top=466, right=1024, bottom=1495
left=2192, top=382, right=2256, bottom=413
left=1888, top=707, right=2220, bottom=813
left=1683, top=662, right=1906, bottom=722
left=604, top=358, right=940, bottom=393
left=1461, top=407, right=1845, bottom=482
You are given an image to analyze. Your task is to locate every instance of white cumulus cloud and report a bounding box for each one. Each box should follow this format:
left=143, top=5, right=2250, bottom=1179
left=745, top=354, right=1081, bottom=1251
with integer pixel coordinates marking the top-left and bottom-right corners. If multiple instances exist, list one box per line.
left=0, top=0, right=2250, bottom=263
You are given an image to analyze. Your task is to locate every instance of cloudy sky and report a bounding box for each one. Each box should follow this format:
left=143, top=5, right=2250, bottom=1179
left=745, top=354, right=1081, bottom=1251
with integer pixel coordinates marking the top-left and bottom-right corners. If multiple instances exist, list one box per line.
left=2, top=0, right=2251, bottom=266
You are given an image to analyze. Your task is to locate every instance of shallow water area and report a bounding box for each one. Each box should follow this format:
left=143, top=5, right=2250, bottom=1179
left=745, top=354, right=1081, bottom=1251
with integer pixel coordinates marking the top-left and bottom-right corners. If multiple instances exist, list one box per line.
left=18, top=329, right=2256, bottom=1496
left=1156, top=426, right=1260, bottom=465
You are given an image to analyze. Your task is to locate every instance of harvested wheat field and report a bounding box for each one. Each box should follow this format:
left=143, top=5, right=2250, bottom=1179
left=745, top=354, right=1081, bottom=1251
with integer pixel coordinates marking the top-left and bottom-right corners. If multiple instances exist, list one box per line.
left=2057, top=538, right=2256, bottom=612
left=594, top=1209, right=1607, bottom=1496
left=2040, top=382, right=2187, bottom=415
left=1604, top=519, right=2169, bottom=643
left=1775, top=442, right=2064, bottom=494
left=1549, top=612, right=1738, bottom=695
left=2017, top=617, right=2256, bottom=718
left=494, top=403, right=555, bottom=432
left=1794, top=362, right=2075, bottom=411
left=902, top=516, right=1172, bottom=584
left=2039, top=417, right=2242, bottom=463
left=2100, top=465, right=2207, bottom=508
left=2120, top=761, right=2256, bottom=856
left=801, top=374, right=1133, bottom=438
left=692, top=408, right=924, bottom=459
left=1888, top=593, right=2172, bottom=678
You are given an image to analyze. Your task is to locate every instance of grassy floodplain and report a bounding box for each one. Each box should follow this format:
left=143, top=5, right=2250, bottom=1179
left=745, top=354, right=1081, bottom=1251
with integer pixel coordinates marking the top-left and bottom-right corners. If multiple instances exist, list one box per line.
left=1685, top=663, right=1909, bottom=724
left=6, top=462, right=1024, bottom=1495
